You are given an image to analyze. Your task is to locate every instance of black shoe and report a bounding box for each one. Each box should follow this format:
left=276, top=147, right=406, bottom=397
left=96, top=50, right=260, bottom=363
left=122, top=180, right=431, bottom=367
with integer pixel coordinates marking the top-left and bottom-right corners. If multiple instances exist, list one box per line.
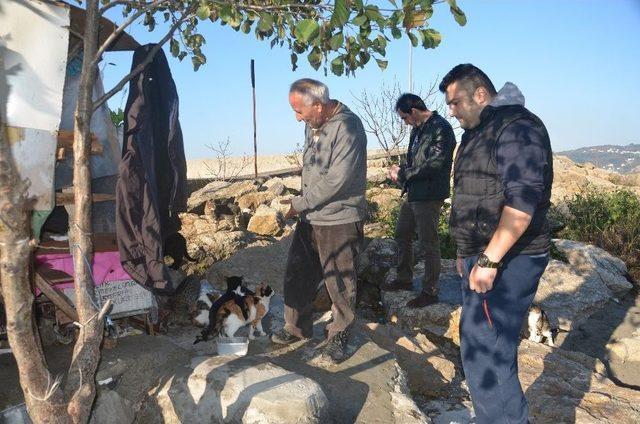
left=380, top=279, right=413, bottom=292
left=322, top=331, right=349, bottom=363
left=406, top=292, right=438, bottom=308
left=271, top=328, right=303, bottom=345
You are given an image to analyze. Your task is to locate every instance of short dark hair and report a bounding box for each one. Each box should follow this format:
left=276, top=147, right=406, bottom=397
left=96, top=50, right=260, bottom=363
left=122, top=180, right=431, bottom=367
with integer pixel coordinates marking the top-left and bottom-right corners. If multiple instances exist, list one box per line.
left=438, top=64, right=497, bottom=97
left=395, top=93, right=427, bottom=114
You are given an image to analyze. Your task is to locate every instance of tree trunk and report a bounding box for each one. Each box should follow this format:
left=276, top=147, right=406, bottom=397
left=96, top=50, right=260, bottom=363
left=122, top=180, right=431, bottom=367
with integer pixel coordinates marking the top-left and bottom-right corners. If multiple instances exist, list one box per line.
left=64, top=0, right=108, bottom=421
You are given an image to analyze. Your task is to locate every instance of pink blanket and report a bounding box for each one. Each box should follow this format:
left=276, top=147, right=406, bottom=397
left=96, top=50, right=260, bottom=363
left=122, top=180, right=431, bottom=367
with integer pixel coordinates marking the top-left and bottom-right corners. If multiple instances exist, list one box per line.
left=35, top=251, right=131, bottom=291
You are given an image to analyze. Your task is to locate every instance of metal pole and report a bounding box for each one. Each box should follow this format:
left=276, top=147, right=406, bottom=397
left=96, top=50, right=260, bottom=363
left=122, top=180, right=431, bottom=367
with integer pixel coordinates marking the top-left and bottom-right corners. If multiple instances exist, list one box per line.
left=409, top=40, right=413, bottom=92
left=251, top=59, right=258, bottom=179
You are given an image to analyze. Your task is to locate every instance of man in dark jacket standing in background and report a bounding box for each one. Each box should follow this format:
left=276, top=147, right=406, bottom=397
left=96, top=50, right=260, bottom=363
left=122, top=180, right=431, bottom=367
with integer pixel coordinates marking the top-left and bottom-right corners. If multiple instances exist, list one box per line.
left=382, top=93, right=456, bottom=308
left=439, top=64, right=553, bottom=424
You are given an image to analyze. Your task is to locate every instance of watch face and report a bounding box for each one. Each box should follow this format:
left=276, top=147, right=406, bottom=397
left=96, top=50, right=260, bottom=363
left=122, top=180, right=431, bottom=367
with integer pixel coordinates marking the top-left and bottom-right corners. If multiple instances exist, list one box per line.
left=478, top=255, right=488, bottom=267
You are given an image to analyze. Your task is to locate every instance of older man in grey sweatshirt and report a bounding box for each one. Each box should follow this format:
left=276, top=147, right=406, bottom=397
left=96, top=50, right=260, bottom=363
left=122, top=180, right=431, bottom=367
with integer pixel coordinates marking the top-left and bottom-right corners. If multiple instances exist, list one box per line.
left=272, top=78, right=367, bottom=363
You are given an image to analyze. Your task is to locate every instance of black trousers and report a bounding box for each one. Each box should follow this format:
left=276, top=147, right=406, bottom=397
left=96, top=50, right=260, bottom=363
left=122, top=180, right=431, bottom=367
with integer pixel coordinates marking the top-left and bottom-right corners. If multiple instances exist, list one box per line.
left=395, top=199, right=444, bottom=295
left=283, top=220, right=364, bottom=340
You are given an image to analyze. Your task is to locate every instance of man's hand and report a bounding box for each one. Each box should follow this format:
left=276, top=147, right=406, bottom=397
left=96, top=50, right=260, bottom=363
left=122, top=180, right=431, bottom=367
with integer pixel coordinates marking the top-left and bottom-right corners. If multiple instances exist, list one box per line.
left=469, top=264, right=498, bottom=294
left=456, top=256, right=464, bottom=277
left=280, top=199, right=298, bottom=220
left=388, top=164, right=400, bottom=183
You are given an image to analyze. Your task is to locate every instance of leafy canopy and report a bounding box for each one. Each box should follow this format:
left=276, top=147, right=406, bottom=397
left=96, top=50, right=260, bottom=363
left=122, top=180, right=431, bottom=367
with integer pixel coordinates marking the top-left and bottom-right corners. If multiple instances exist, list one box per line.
left=114, top=0, right=466, bottom=75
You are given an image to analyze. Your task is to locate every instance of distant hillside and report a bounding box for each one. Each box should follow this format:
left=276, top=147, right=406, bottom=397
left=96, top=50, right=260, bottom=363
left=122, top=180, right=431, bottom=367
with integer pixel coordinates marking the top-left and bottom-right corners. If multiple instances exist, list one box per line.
left=558, top=143, right=640, bottom=174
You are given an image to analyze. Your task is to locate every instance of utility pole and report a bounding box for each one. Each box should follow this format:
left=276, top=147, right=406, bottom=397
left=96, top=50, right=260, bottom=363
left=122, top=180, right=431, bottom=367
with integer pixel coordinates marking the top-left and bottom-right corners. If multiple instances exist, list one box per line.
left=251, top=59, right=258, bottom=179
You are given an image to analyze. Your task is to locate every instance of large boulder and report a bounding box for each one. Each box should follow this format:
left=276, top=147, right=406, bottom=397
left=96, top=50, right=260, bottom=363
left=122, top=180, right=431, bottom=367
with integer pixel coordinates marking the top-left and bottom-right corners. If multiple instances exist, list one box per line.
left=553, top=239, right=631, bottom=297
left=142, top=356, right=329, bottom=423
left=520, top=339, right=640, bottom=423
left=207, top=235, right=292, bottom=293
left=188, top=180, right=258, bottom=211
left=280, top=175, right=302, bottom=193
left=269, top=194, right=294, bottom=215
left=381, top=264, right=463, bottom=345
left=237, top=191, right=278, bottom=210
left=363, top=322, right=458, bottom=399
left=357, top=238, right=397, bottom=286
left=247, top=205, right=284, bottom=236
left=89, top=390, right=134, bottom=424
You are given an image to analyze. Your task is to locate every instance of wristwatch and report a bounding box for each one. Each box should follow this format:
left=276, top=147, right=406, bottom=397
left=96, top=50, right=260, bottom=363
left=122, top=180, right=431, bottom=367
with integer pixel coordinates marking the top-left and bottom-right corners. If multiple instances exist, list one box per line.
left=477, top=253, right=502, bottom=269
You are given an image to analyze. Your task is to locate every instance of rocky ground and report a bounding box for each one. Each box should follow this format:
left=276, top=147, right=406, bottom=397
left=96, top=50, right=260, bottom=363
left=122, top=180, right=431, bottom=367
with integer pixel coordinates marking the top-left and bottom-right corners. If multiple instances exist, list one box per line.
left=2, top=154, right=640, bottom=423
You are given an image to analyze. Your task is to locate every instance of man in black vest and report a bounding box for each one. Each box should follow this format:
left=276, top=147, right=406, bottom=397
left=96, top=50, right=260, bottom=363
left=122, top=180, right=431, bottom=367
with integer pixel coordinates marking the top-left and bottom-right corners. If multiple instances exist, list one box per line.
left=439, top=64, right=553, bottom=424
left=381, top=93, right=456, bottom=308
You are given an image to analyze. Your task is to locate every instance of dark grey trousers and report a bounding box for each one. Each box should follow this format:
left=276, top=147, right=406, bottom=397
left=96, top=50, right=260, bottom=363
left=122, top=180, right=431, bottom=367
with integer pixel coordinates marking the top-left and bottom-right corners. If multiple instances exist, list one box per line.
left=283, top=220, right=363, bottom=340
left=395, top=199, right=444, bottom=295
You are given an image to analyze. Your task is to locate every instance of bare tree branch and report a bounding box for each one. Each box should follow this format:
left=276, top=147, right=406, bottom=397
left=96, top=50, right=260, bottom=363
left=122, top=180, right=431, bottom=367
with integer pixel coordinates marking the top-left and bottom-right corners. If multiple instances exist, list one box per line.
left=92, top=13, right=192, bottom=111
left=92, top=0, right=169, bottom=68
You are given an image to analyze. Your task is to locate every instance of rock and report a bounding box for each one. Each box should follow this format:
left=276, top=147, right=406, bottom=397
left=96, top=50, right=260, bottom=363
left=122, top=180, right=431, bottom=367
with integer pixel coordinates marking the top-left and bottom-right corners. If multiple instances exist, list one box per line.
left=267, top=327, right=430, bottom=423
left=143, top=356, right=329, bottom=423
left=553, top=239, right=631, bottom=297
left=381, top=266, right=463, bottom=345
left=247, top=205, right=284, bottom=236
left=363, top=322, right=458, bottom=398
left=269, top=194, right=294, bottom=215
left=266, top=180, right=286, bottom=196
left=207, top=235, right=292, bottom=293
left=536, top=259, right=611, bottom=330
left=606, top=337, right=640, bottom=363
left=519, top=339, right=640, bottom=423
left=357, top=238, right=397, bottom=286
left=187, top=180, right=258, bottom=211
left=367, top=167, right=389, bottom=184
left=194, top=230, right=248, bottom=263
left=280, top=175, right=302, bottom=192
left=366, top=187, right=402, bottom=221
left=89, top=390, right=134, bottom=424
left=237, top=191, right=278, bottom=210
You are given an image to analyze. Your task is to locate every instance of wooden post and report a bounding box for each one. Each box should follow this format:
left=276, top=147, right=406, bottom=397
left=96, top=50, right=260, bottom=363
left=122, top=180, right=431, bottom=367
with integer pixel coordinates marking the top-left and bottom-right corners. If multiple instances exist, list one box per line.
left=251, top=59, right=258, bottom=179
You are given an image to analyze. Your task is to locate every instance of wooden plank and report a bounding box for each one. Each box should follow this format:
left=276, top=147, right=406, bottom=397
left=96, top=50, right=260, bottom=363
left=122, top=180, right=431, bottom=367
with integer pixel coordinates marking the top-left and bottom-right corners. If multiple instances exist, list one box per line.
left=56, top=130, right=104, bottom=155
left=35, top=265, right=73, bottom=285
left=55, top=192, right=115, bottom=206
left=34, top=272, right=79, bottom=322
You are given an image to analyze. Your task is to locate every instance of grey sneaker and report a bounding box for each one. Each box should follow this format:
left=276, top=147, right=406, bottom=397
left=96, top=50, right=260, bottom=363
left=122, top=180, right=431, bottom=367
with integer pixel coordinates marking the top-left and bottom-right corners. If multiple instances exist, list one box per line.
left=322, top=331, right=350, bottom=363
left=271, top=328, right=303, bottom=345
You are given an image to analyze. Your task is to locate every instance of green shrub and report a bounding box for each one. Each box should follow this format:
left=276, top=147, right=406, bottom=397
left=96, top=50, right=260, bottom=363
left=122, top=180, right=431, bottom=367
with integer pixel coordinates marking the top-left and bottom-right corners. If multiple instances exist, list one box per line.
left=554, top=188, right=640, bottom=282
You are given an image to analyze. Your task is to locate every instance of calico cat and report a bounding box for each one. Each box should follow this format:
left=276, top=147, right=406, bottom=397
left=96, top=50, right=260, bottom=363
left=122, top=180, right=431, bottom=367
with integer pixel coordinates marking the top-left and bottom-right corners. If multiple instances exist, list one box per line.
left=527, top=304, right=554, bottom=347
left=193, top=276, right=252, bottom=327
left=164, top=232, right=196, bottom=269
left=194, top=283, right=274, bottom=344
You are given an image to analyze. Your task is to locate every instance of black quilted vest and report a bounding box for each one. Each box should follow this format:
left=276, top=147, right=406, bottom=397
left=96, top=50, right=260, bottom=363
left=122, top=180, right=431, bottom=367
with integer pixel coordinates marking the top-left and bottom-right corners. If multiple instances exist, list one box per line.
left=450, top=105, right=553, bottom=256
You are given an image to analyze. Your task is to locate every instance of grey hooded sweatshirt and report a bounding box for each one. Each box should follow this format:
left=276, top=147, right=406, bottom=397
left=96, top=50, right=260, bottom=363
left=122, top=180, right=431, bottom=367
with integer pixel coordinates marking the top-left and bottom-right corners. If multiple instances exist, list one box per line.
left=290, top=103, right=367, bottom=225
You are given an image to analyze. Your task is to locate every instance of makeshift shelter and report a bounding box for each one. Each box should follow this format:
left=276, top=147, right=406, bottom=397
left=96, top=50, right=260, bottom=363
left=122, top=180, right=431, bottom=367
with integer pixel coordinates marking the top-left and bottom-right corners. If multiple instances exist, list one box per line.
left=0, top=0, right=173, bottom=331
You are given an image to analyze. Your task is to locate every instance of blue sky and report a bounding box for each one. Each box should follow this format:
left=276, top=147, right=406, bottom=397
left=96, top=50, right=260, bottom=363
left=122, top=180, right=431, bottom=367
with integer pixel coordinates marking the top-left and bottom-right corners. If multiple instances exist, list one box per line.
left=102, top=0, right=640, bottom=159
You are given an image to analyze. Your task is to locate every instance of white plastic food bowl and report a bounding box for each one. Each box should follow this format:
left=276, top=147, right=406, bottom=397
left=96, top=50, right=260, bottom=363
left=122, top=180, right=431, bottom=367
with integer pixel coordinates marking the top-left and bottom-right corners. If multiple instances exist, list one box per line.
left=216, top=336, right=249, bottom=356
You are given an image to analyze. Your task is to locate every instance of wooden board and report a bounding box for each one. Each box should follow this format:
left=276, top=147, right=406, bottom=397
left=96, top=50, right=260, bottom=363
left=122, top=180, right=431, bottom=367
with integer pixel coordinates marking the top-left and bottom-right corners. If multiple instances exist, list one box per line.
left=55, top=192, right=115, bottom=206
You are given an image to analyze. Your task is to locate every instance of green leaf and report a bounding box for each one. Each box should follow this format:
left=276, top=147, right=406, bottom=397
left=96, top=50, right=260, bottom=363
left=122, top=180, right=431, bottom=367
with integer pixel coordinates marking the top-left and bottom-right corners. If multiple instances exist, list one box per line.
left=447, top=0, right=467, bottom=26
left=420, top=28, right=441, bottom=48
left=169, top=38, right=179, bottom=57
left=352, top=14, right=368, bottom=27
left=219, top=5, right=233, bottom=23
left=330, top=0, right=350, bottom=27
left=403, top=10, right=426, bottom=29
left=375, top=58, right=388, bottom=70
left=391, top=26, right=402, bottom=39
left=408, top=31, right=418, bottom=47
left=331, top=56, right=344, bottom=76
left=196, top=5, right=210, bottom=21
left=329, top=32, right=344, bottom=50
left=291, top=52, right=298, bottom=72
left=257, top=13, right=274, bottom=32
left=307, top=47, right=323, bottom=70
left=364, top=5, right=384, bottom=27
left=295, top=19, right=320, bottom=43
left=241, top=19, right=252, bottom=34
